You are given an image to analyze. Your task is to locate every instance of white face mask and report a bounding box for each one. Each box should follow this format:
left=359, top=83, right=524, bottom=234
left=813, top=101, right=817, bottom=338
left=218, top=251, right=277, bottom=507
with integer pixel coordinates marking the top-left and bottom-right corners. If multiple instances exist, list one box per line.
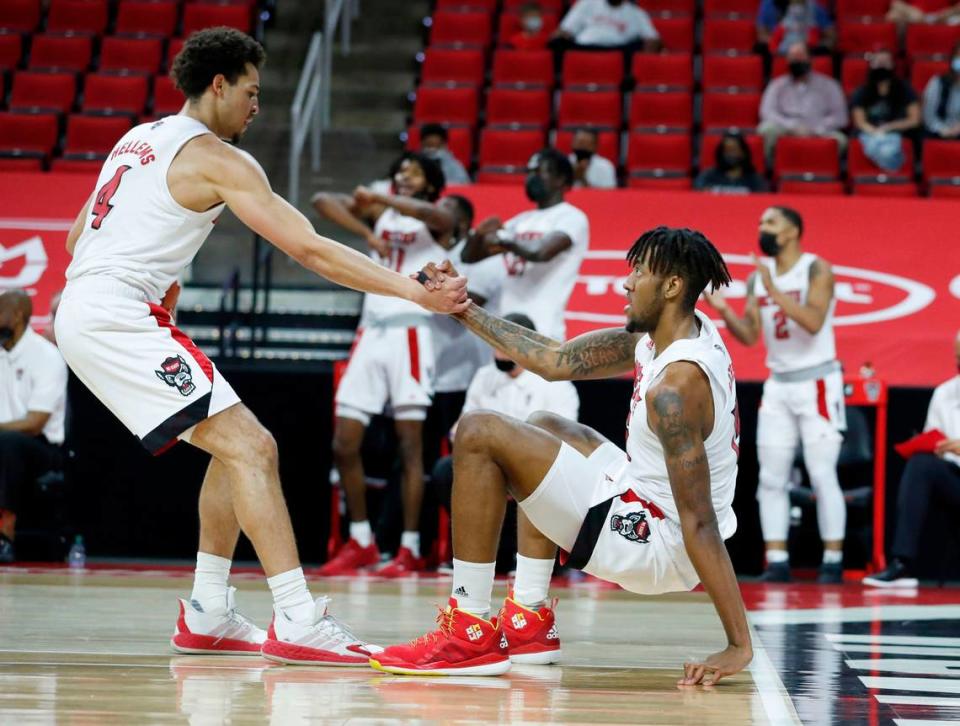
left=522, top=16, right=543, bottom=32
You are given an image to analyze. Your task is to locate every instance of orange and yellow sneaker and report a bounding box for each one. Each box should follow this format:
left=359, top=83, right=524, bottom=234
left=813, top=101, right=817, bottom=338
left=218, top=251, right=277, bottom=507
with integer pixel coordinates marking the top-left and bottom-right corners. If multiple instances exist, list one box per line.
left=500, top=592, right=561, bottom=665
left=369, top=598, right=510, bottom=676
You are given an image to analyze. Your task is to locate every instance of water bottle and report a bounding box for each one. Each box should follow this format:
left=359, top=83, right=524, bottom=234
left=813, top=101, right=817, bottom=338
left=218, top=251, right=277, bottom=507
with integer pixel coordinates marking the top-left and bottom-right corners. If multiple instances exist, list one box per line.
left=67, top=535, right=86, bottom=569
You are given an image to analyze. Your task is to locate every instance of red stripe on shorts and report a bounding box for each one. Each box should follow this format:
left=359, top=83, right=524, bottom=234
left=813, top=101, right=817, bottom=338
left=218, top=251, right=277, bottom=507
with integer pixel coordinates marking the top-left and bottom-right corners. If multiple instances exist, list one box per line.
left=816, top=378, right=830, bottom=421
left=148, top=303, right=214, bottom=383
left=407, top=327, right=420, bottom=383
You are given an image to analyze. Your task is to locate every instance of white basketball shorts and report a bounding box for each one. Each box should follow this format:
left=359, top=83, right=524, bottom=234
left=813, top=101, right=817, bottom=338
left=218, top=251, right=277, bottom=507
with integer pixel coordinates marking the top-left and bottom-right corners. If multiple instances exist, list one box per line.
left=56, top=277, right=240, bottom=455
left=757, top=368, right=846, bottom=449
left=335, top=324, right=435, bottom=424
left=519, top=442, right=700, bottom=596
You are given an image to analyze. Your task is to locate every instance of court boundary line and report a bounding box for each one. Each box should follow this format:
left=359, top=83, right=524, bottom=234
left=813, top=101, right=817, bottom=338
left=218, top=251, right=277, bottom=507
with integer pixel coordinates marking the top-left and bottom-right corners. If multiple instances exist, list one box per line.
left=748, top=622, right=802, bottom=726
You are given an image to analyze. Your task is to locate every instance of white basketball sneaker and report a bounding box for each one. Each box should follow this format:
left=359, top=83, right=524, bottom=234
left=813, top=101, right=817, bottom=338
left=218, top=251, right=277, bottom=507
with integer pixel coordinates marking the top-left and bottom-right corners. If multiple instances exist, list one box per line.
left=261, top=596, right=382, bottom=666
left=171, top=586, right=267, bottom=655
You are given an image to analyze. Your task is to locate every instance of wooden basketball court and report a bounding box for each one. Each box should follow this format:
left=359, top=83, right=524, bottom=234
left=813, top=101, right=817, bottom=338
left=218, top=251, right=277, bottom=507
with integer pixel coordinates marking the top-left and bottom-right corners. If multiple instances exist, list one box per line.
left=0, top=567, right=796, bottom=724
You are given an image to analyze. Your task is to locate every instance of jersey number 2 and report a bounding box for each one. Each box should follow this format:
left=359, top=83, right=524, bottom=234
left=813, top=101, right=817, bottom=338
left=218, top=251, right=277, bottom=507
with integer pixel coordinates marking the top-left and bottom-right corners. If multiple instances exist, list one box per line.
left=773, top=308, right=790, bottom=339
left=91, top=165, right=132, bottom=230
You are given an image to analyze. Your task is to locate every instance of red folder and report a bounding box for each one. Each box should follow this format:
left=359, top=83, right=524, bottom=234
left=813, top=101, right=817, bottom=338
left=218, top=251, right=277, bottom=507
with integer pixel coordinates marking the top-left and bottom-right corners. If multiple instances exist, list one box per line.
left=894, top=429, right=946, bottom=459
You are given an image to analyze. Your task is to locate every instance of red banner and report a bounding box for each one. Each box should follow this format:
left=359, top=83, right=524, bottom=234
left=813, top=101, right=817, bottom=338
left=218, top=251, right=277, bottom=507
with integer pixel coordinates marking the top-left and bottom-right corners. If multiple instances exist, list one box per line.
left=454, top=185, right=960, bottom=387
left=2, top=172, right=956, bottom=386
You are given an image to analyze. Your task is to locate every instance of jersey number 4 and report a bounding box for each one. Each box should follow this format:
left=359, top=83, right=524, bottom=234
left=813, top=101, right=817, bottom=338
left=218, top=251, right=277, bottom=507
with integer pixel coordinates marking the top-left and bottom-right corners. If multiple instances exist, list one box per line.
left=91, top=165, right=132, bottom=230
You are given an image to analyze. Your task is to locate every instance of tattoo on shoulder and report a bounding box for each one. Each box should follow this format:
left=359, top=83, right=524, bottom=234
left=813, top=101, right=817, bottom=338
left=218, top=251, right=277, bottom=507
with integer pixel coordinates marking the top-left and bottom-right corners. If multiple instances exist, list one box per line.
left=556, top=330, right=637, bottom=376
left=651, top=388, right=694, bottom=456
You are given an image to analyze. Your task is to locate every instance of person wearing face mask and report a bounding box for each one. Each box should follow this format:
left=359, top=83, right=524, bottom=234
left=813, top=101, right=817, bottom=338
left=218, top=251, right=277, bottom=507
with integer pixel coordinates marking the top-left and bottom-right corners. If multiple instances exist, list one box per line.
left=569, top=128, right=617, bottom=188
left=509, top=2, right=551, bottom=51
left=703, top=207, right=847, bottom=584
left=922, top=42, right=960, bottom=140
left=427, top=312, right=580, bottom=568
left=312, top=151, right=458, bottom=579
left=864, top=330, right=960, bottom=588
left=551, top=0, right=660, bottom=53
left=758, top=0, right=835, bottom=52
left=461, top=148, right=589, bottom=341
left=758, top=42, right=848, bottom=162
left=0, top=290, right=68, bottom=564
left=694, top=132, right=768, bottom=193
left=851, top=49, right=921, bottom=171
left=418, top=124, right=471, bottom=186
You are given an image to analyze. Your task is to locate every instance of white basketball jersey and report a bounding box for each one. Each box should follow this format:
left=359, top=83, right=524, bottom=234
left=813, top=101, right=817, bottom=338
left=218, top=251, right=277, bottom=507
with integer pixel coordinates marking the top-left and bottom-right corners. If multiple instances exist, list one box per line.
left=612, top=311, right=740, bottom=539
left=755, top=252, right=837, bottom=374
left=360, top=207, right=447, bottom=325
left=498, top=201, right=589, bottom=341
left=66, top=116, right=224, bottom=302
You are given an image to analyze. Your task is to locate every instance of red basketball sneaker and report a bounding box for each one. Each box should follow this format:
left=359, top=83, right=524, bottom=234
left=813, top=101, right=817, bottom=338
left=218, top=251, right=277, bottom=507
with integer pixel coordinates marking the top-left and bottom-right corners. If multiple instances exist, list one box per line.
left=317, top=538, right=379, bottom=577
left=377, top=546, right=425, bottom=578
left=369, top=598, right=511, bottom=676
left=500, top=592, right=561, bottom=664
left=171, top=587, right=266, bottom=655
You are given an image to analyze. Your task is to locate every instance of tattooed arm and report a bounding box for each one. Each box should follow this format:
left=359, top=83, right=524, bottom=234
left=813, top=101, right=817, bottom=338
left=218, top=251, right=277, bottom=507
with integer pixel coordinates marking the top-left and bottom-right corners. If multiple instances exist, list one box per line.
left=647, top=362, right=752, bottom=686
left=455, top=302, right=639, bottom=381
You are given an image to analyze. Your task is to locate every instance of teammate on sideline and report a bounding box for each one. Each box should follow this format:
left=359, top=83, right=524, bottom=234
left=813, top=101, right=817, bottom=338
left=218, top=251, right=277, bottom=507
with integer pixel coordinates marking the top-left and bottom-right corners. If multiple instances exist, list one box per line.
left=55, top=28, right=467, bottom=665
left=703, top=206, right=847, bottom=583
left=312, top=152, right=456, bottom=578
left=371, top=227, right=753, bottom=685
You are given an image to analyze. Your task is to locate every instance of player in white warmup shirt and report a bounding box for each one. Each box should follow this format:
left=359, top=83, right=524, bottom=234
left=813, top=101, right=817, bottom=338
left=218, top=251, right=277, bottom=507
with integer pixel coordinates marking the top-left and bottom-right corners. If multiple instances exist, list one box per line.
left=462, top=148, right=588, bottom=341
left=372, top=227, right=752, bottom=685
left=703, top=206, right=847, bottom=584
left=312, top=152, right=457, bottom=578
left=55, top=29, right=467, bottom=665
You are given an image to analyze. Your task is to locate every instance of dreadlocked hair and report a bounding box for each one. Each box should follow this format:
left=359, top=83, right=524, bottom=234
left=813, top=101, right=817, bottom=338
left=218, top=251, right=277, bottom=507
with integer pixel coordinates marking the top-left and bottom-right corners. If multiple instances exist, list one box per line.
left=626, top=226, right=732, bottom=310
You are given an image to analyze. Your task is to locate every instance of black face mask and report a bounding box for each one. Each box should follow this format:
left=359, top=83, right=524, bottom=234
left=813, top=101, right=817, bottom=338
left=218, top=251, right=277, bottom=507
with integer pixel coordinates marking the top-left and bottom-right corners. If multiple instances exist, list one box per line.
left=720, top=152, right=744, bottom=170
left=525, top=174, right=549, bottom=203
left=868, top=67, right=893, bottom=85
left=0, top=327, right=14, bottom=347
left=573, top=149, right=593, bottom=162
left=495, top=359, right=517, bottom=373
left=788, top=61, right=810, bottom=79
left=759, top=231, right=781, bottom=256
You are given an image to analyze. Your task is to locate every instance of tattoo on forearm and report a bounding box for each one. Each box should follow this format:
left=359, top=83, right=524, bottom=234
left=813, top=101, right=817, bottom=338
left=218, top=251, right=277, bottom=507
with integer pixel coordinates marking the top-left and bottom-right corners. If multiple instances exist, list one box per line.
left=555, top=331, right=637, bottom=376
left=652, top=389, right=694, bottom=456
left=680, top=452, right=707, bottom=471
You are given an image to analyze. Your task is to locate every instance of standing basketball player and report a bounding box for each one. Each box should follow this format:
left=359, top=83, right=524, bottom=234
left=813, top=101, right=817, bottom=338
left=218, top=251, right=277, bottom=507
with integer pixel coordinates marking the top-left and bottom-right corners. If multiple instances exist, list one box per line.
left=311, top=152, right=455, bottom=578
left=372, top=227, right=752, bottom=684
left=703, top=206, right=846, bottom=583
left=55, top=29, right=467, bottom=665
left=461, top=148, right=588, bottom=341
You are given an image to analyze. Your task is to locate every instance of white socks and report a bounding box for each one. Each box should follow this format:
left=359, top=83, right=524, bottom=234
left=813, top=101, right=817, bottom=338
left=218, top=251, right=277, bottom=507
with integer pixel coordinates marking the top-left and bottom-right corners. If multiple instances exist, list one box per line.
left=822, top=549, right=843, bottom=565
left=766, top=549, right=789, bottom=564
left=451, top=558, right=495, bottom=617
left=191, top=552, right=231, bottom=612
left=513, top=554, right=554, bottom=607
left=400, top=531, right=421, bottom=559
left=349, top=520, right=373, bottom=548
left=267, top=567, right=315, bottom=624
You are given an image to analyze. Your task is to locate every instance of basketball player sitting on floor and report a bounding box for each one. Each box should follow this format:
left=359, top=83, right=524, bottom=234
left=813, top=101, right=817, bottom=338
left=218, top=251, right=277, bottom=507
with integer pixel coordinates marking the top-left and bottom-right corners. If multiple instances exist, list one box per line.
left=312, top=153, right=456, bottom=577
left=370, top=227, right=753, bottom=686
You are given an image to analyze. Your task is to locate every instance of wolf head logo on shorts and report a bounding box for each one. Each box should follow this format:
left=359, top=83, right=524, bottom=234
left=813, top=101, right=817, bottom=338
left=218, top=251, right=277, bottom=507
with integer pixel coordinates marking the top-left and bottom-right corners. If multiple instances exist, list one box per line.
left=610, top=511, right=650, bottom=544
left=156, top=355, right=196, bottom=396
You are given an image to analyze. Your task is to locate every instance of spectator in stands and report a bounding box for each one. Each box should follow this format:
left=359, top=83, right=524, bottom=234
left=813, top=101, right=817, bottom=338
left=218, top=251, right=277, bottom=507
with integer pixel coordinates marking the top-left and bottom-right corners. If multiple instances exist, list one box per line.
left=887, top=0, right=960, bottom=27
left=758, top=42, right=848, bottom=161
left=419, top=124, right=471, bottom=185
left=923, top=42, right=960, bottom=140
left=551, top=0, right=660, bottom=53
left=863, top=330, right=960, bottom=587
left=757, top=0, right=835, bottom=51
left=694, top=132, right=768, bottom=193
left=570, top=129, right=618, bottom=188
left=851, top=49, right=921, bottom=171
left=429, top=312, right=580, bottom=523
left=0, top=290, right=68, bottom=564
left=508, top=2, right=551, bottom=51
left=460, top=148, right=589, bottom=341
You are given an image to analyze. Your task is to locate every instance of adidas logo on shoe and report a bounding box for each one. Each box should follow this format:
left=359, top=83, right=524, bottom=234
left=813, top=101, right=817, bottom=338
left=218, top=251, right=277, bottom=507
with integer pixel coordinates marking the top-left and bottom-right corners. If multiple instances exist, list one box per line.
left=546, top=624, right=559, bottom=640
left=454, top=586, right=469, bottom=598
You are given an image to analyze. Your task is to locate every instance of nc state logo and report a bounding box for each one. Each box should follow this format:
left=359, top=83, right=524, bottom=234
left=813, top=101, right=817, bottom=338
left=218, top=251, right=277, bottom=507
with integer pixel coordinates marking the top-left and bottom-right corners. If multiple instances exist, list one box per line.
left=156, top=355, right=196, bottom=396
left=610, top=511, right=650, bottom=544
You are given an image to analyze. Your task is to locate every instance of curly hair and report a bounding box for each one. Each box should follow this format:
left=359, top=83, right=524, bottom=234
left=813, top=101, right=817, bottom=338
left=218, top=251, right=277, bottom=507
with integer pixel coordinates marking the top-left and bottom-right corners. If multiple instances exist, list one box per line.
left=171, top=27, right=265, bottom=100
left=389, top=151, right=446, bottom=201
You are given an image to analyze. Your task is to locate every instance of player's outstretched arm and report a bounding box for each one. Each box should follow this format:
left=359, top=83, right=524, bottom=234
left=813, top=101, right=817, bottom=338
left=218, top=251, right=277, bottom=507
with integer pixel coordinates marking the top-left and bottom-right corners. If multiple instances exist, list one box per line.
left=455, top=301, right=638, bottom=381
left=210, top=145, right=468, bottom=314
left=702, top=276, right=761, bottom=346
left=647, top=363, right=752, bottom=686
